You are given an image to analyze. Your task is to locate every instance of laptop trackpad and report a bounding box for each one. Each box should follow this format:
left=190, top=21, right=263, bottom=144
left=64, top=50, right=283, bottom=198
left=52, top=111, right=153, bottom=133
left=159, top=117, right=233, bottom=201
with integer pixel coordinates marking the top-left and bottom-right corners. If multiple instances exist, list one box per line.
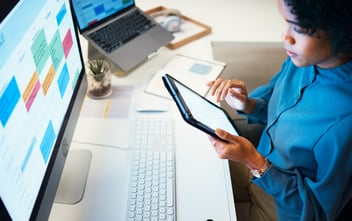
left=111, top=36, right=159, bottom=71
left=110, top=46, right=142, bottom=71
left=132, top=35, right=160, bottom=58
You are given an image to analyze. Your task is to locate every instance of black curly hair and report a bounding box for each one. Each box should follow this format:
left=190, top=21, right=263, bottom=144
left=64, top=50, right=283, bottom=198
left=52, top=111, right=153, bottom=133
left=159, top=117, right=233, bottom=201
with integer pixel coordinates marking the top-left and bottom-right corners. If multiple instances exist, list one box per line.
left=283, top=0, right=352, bottom=56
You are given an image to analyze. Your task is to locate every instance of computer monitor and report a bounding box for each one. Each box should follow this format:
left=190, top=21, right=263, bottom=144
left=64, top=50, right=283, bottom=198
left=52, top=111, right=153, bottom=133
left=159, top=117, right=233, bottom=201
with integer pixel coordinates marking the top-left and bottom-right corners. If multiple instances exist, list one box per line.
left=0, top=0, right=87, bottom=220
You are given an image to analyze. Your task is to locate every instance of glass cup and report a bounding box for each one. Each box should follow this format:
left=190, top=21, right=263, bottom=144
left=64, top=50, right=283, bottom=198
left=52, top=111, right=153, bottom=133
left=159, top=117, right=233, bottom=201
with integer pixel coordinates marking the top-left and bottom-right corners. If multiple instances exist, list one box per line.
left=85, top=60, right=112, bottom=99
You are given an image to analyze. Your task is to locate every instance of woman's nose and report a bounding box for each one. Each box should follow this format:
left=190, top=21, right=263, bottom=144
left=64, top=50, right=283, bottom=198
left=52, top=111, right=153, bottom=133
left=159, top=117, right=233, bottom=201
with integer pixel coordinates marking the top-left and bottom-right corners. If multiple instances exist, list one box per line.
left=281, top=30, right=295, bottom=45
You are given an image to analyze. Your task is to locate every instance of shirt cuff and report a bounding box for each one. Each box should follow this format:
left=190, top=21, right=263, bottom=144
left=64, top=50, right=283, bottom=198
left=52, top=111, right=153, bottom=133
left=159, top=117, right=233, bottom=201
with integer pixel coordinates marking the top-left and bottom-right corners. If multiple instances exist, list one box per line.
left=237, top=98, right=268, bottom=124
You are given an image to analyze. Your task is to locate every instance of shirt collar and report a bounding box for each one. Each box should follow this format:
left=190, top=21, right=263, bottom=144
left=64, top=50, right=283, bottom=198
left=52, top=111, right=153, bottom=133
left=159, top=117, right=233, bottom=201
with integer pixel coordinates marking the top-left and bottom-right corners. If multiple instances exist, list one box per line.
left=314, top=60, right=352, bottom=84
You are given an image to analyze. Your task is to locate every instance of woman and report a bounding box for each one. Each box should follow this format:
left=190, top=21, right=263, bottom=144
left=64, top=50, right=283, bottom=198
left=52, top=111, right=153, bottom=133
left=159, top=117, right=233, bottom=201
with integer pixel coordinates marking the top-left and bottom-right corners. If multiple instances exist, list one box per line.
left=207, top=0, right=352, bottom=220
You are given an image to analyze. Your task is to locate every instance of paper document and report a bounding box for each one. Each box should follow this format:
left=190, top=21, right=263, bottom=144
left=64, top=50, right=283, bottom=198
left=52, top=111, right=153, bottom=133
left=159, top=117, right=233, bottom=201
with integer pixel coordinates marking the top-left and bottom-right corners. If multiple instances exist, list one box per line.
left=80, top=85, right=134, bottom=118
left=145, top=54, right=225, bottom=99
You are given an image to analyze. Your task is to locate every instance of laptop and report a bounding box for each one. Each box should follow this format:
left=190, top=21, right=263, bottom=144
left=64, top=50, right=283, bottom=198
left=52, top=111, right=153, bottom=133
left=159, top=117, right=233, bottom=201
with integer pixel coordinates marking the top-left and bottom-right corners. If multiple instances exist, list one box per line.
left=70, top=0, right=174, bottom=72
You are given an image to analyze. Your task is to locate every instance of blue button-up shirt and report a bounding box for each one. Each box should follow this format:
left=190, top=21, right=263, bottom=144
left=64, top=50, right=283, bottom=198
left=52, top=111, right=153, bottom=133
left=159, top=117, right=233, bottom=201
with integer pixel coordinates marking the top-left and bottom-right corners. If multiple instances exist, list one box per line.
left=244, top=58, right=352, bottom=220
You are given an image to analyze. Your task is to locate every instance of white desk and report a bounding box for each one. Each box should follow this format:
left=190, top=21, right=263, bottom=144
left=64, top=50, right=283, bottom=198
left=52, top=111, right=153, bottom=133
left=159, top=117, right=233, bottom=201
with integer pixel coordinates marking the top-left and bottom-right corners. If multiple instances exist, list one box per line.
left=50, top=1, right=283, bottom=220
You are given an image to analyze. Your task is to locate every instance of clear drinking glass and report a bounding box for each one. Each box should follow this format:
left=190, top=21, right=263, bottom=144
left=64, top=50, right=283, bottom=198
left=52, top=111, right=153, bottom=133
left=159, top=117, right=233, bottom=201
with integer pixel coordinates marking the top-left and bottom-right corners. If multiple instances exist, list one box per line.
left=85, top=60, right=112, bottom=99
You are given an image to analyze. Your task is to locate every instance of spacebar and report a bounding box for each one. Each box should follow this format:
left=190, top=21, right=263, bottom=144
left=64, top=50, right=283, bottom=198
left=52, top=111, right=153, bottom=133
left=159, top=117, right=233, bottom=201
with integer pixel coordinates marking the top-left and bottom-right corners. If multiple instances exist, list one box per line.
left=121, top=33, right=139, bottom=44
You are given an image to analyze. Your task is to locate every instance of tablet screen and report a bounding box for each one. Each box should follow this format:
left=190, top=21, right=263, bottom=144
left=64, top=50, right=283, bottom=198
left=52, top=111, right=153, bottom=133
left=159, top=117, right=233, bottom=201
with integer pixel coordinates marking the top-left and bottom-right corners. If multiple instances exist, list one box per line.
left=162, top=74, right=239, bottom=139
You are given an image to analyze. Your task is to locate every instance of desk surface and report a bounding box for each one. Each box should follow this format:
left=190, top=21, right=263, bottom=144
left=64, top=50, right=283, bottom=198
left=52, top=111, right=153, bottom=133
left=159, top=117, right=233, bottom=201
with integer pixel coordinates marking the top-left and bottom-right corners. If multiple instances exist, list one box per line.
left=50, top=1, right=283, bottom=220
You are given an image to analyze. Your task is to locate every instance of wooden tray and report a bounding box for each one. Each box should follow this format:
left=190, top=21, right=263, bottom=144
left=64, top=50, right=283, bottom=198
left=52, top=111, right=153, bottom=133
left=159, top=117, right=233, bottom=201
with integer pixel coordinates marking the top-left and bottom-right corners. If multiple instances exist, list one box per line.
left=145, top=6, right=212, bottom=49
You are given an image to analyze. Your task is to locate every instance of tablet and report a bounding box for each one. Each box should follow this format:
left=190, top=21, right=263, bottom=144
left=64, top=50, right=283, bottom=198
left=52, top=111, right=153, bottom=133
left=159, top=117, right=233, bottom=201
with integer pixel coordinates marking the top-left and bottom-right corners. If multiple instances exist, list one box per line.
left=162, top=73, right=239, bottom=142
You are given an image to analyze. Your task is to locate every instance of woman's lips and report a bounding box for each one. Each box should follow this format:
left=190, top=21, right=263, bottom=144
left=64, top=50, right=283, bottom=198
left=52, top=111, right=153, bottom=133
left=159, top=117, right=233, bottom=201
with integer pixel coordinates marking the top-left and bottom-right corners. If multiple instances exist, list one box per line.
left=286, top=50, right=297, bottom=57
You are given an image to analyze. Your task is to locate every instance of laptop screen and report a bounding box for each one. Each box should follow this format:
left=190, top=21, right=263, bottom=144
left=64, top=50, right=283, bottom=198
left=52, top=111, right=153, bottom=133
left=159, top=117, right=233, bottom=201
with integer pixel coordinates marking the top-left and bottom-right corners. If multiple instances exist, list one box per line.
left=71, top=0, right=135, bottom=30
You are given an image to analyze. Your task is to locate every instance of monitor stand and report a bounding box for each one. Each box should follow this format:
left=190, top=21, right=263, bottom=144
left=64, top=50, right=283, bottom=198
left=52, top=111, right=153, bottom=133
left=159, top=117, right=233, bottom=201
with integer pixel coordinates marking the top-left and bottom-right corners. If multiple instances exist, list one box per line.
left=54, top=149, right=92, bottom=204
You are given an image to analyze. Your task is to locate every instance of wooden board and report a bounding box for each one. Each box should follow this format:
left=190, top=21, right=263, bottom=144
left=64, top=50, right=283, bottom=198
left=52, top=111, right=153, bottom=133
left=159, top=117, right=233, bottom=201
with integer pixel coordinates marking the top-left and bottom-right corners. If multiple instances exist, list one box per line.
left=145, top=6, right=212, bottom=49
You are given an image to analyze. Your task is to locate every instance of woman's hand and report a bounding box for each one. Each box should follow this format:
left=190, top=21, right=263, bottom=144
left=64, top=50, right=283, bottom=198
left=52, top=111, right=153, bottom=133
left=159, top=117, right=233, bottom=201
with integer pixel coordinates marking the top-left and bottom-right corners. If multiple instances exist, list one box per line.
left=207, top=78, right=254, bottom=113
left=208, top=128, right=265, bottom=170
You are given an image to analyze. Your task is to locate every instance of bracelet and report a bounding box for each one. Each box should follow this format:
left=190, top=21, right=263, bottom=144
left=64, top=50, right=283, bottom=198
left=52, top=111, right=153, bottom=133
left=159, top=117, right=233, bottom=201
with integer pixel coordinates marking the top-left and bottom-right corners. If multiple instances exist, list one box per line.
left=250, top=158, right=271, bottom=178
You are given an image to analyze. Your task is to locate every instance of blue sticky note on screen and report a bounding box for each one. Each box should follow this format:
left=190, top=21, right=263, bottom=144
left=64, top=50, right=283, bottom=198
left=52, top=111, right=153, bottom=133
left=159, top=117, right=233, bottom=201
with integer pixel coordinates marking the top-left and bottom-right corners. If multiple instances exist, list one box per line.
left=189, top=63, right=212, bottom=75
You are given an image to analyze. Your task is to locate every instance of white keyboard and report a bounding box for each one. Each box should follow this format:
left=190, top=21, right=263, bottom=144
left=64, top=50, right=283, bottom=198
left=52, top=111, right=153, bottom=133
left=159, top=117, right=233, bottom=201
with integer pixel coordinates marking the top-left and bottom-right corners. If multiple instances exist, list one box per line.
left=126, top=118, right=176, bottom=221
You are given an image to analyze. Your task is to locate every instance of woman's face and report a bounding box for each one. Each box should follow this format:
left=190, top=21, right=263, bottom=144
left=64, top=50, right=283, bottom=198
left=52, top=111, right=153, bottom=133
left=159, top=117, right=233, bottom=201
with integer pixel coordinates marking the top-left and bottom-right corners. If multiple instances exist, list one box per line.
left=278, top=0, right=343, bottom=68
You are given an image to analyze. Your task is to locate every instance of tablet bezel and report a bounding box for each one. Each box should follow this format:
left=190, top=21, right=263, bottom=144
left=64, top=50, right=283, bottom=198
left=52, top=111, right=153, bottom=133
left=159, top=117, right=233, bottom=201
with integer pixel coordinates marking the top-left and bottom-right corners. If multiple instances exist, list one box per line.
left=162, top=73, right=240, bottom=142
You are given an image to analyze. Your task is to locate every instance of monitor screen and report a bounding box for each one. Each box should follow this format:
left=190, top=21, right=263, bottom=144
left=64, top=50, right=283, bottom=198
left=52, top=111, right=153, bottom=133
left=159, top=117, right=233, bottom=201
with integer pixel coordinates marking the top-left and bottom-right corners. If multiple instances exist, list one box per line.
left=0, top=0, right=87, bottom=220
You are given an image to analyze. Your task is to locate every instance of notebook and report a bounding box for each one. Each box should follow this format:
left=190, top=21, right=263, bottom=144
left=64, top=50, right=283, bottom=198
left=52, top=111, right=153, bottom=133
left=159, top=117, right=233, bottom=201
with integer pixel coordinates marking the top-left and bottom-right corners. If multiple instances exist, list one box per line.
left=145, top=54, right=225, bottom=99
left=70, top=0, right=174, bottom=72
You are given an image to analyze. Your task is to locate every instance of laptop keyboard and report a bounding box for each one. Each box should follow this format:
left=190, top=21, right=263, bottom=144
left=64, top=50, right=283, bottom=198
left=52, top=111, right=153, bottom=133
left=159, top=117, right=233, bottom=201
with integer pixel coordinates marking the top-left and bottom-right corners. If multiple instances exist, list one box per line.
left=126, top=117, right=176, bottom=221
left=89, top=10, right=155, bottom=53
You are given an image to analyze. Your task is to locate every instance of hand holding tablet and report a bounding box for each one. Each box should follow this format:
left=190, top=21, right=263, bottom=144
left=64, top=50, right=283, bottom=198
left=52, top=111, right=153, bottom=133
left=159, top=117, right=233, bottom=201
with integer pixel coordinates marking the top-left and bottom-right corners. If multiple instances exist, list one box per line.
left=162, top=74, right=239, bottom=142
